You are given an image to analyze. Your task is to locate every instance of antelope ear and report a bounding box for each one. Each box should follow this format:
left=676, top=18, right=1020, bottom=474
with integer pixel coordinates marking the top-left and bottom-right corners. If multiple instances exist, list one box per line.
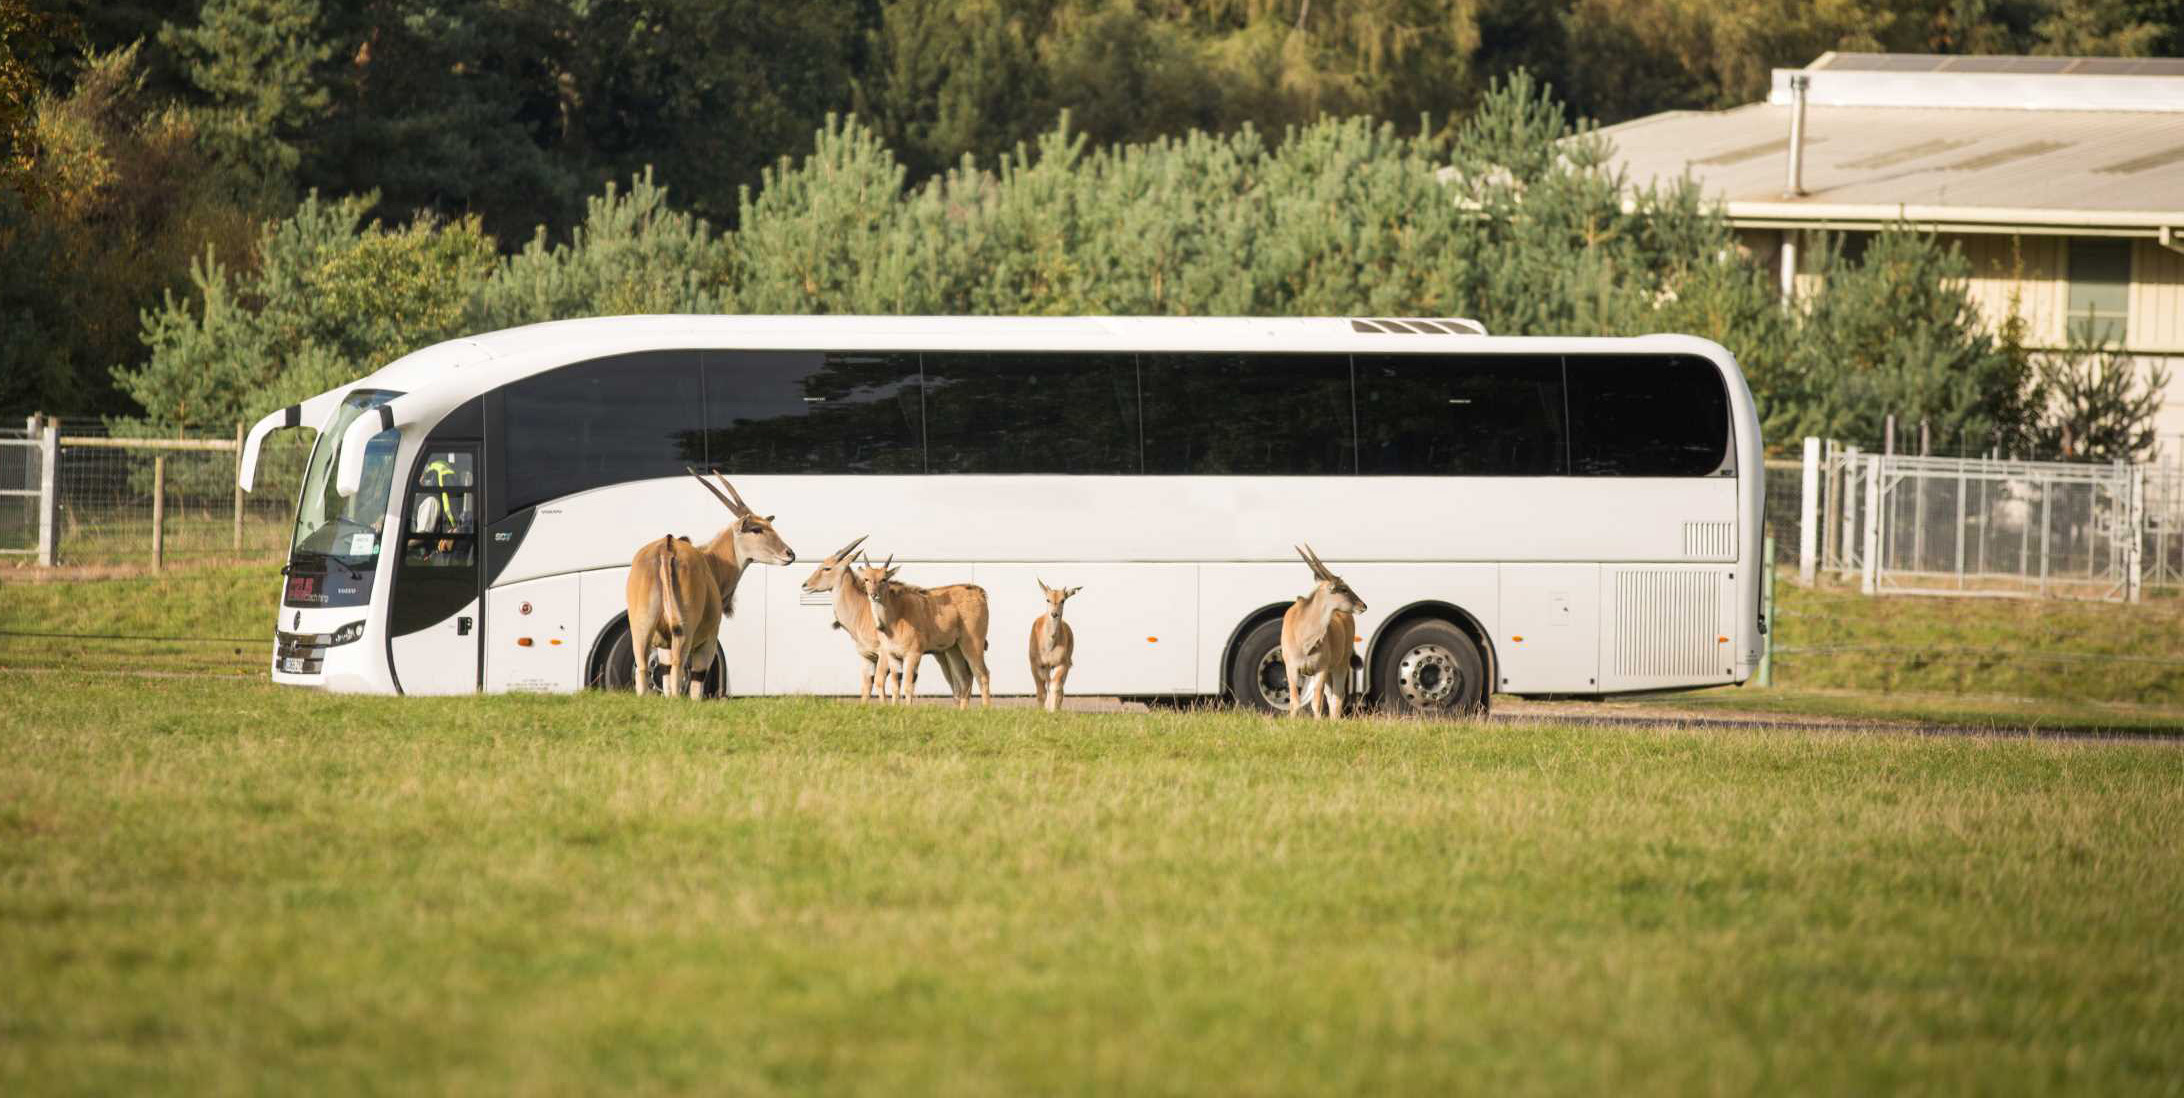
left=885, top=567, right=901, bottom=580
left=764, top=515, right=775, bottom=522
left=1037, top=577, right=1051, bottom=594
left=1066, top=586, right=1082, bottom=597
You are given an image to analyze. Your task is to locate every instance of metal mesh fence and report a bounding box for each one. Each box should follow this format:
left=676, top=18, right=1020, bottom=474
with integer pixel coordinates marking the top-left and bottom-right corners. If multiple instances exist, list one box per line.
left=1799, top=440, right=2178, bottom=601
left=44, top=429, right=310, bottom=569
left=0, top=427, right=39, bottom=557
left=1762, top=460, right=1802, bottom=553
left=2148, top=466, right=2184, bottom=591
left=1871, top=457, right=2134, bottom=599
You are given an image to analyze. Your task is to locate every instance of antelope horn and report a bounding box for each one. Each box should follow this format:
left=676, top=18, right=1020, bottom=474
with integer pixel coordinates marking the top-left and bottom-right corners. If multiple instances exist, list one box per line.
left=833, top=533, right=869, bottom=561
left=710, top=472, right=752, bottom=516
left=685, top=466, right=737, bottom=512
left=1300, top=542, right=1332, bottom=580
left=881, top=554, right=894, bottom=571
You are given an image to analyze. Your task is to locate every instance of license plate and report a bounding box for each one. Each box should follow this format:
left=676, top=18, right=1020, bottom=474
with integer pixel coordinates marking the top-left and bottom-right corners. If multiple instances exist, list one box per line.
left=280, top=658, right=305, bottom=674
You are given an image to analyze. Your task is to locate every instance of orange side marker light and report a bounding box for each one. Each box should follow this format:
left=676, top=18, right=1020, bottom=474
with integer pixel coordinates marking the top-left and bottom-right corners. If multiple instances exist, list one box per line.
left=1512, top=635, right=1524, bottom=643
left=516, top=637, right=533, bottom=647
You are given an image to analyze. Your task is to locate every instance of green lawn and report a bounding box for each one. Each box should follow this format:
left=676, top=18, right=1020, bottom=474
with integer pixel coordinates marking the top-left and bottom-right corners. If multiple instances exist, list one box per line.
left=1765, top=577, right=2184, bottom=706
left=2, top=674, right=2180, bottom=1095
left=0, top=563, right=280, bottom=675
left=1646, top=686, right=2184, bottom=736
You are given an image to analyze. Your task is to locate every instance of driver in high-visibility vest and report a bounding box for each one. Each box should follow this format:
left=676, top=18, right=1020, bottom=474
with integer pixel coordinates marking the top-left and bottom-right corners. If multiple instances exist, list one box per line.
left=421, top=457, right=467, bottom=554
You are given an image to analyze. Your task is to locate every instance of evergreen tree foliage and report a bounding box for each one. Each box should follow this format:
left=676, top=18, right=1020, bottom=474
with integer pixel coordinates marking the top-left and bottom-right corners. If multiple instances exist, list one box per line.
left=470, top=169, right=732, bottom=328
left=159, top=0, right=333, bottom=199
left=2033, top=325, right=2172, bottom=461
left=115, top=192, right=494, bottom=429
left=1772, top=230, right=2037, bottom=453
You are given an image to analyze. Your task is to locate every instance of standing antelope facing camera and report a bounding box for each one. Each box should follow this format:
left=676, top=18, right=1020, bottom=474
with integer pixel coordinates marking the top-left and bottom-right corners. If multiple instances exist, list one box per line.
left=625, top=470, right=796, bottom=698
left=860, top=555, right=994, bottom=709
left=1028, top=579, right=1081, bottom=713
left=1281, top=543, right=1367, bottom=718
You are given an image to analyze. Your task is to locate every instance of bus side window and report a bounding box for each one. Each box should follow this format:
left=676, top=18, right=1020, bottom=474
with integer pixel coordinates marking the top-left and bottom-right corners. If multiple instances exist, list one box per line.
left=1356, top=354, right=1566, bottom=476
left=1141, top=353, right=1353, bottom=475
left=1565, top=355, right=1731, bottom=476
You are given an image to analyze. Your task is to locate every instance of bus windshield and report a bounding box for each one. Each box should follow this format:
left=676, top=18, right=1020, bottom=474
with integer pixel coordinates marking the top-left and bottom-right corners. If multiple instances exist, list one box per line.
left=284, top=389, right=403, bottom=608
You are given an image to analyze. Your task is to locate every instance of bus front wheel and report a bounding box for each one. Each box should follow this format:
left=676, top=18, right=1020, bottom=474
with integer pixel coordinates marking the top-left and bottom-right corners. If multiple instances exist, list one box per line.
left=1374, top=619, right=1486, bottom=718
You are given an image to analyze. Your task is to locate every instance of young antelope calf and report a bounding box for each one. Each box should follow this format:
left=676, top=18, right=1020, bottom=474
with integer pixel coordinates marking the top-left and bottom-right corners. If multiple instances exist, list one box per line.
left=1281, top=543, right=1367, bottom=718
left=1027, top=579, right=1081, bottom=712
left=861, top=556, right=994, bottom=709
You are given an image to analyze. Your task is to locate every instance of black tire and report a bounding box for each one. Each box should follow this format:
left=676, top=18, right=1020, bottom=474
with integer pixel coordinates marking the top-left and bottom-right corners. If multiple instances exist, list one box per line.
left=1226, top=617, right=1295, bottom=714
left=592, top=621, right=720, bottom=697
left=1373, top=618, right=1487, bottom=718
left=593, top=622, right=639, bottom=691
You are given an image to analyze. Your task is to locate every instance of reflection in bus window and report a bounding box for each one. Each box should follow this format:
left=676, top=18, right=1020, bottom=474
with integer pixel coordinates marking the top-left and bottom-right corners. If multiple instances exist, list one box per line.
left=703, top=350, right=923, bottom=474
left=923, top=352, right=1136, bottom=474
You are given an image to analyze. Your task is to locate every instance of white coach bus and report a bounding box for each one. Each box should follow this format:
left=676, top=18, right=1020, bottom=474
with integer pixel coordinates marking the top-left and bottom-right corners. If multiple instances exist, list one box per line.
left=240, top=315, right=1764, bottom=715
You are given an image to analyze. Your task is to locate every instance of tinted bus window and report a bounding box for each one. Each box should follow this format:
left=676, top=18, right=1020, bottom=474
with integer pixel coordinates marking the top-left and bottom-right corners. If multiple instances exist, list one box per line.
left=1565, top=355, right=1730, bottom=476
left=923, top=352, right=1138, bottom=474
left=1141, top=353, right=1352, bottom=475
left=1356, top=354, right=1566, bottom=475
left=500, top=351, right=704, bottom=514
left=703, top=351, right=923, bottom=474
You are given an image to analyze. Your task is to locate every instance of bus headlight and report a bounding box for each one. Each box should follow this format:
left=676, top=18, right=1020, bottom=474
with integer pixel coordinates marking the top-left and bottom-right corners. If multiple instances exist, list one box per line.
left=329, top=620, right=367, bottom=646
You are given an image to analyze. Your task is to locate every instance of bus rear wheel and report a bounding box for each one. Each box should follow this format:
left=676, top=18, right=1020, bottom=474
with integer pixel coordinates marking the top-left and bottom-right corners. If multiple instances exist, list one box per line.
left=1374, top=619, right=1486, bottom=718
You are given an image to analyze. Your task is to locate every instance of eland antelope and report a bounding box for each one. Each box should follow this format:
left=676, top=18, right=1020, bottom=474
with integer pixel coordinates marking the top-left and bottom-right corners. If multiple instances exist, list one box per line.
left=1281, top=543, right=1367, bottom=718
left=1028, top=579, right=1080, bottom=713
left=625, top=470, right=796, bottom=697
left=800, top=533, right=900, bottom=702
left=860, top=555, right=994, bottom=709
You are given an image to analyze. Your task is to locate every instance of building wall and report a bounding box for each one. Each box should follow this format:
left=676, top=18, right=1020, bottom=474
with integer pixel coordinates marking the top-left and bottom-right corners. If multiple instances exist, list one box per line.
left=1740, top=227, right=2184, bottom=459
left=2131, top=239, right=2184, bottom=353
left=1955, top=233, right=2066, bottom=347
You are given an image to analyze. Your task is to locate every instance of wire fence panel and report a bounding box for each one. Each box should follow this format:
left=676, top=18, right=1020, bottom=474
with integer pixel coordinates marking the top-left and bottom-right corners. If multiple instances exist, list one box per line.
left=1792, top=438, right=2183, bottom=601
left=0, top=427, right=40, bottom=557
left=2149, top=467, right=2184, bottom=590
left=48, top=430, right=310, bottom=569
left=1762, top=459, right=1802, bottom=557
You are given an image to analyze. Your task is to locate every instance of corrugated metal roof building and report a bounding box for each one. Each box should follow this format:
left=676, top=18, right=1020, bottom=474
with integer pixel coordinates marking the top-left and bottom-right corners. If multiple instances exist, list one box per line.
left=1600, top=53, right=2184, bottom=454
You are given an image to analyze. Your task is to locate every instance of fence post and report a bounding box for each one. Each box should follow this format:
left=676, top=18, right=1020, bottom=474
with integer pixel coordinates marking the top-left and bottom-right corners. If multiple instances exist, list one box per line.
left=36, top=423, right=58, bottom=567
left=233, top=421, right=245, bottom=554
left=1798, top=437, right=1820, bottom=584
left=1862, top=454, right=1883, bottom=595
left=2038, top=473, right=2051, bottom=598
left=151, top=453, right=165, bottom=574
left=2128, top=464, right=2145, bottom=604
left=1760, top=534, right=1776, bottom=687
left=1840, top=446, right=1861, bottom=578
left=1823, top=438, right=1841, bottom=571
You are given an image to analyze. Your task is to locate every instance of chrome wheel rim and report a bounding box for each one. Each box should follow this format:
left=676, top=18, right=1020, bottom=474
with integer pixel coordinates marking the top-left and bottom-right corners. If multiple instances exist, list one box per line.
left=1397, top=643, right=1462, bottom=710
left=1254, top=647, right=1291, bottom=708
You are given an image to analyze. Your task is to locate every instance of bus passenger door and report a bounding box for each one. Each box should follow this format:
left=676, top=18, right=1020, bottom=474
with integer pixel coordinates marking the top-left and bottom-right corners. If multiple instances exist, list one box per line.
left=389, top=445, right=482, bottom=694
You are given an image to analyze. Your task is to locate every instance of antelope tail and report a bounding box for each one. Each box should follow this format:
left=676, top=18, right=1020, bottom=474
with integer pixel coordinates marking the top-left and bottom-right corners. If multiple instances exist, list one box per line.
left=657, top=535, right=684, bottom=638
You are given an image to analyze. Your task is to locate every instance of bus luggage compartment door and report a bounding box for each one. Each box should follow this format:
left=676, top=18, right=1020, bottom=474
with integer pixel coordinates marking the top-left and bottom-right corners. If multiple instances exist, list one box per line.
left=486, top=574, right=581, bottom=693
left=1497, top=564, right=1601, bottom=694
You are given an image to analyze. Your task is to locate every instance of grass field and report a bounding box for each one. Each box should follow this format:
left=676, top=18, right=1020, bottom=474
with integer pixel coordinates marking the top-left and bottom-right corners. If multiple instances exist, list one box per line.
left=2, top=673, right=2180, bottom=1095
left=1765, top=578, right=2184, bottom=706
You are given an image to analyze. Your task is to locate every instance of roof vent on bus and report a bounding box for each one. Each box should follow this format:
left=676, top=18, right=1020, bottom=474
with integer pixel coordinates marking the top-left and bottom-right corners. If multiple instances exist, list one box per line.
left=1349, top=318, right=1487, bottom=335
